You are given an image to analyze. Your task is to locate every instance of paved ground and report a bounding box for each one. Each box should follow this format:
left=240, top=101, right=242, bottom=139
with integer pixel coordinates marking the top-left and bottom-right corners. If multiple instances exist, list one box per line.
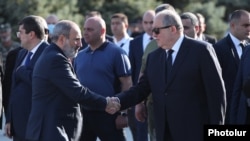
left=0, top=130, right=12, bottom=141
left=0, top=128, right=133, bottom=141
left=0, top=114, right=133, bottom=141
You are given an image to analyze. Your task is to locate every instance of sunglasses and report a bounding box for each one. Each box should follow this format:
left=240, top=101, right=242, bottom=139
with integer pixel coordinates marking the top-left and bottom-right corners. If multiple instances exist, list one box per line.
left=152, top=25, right=172, bottom=35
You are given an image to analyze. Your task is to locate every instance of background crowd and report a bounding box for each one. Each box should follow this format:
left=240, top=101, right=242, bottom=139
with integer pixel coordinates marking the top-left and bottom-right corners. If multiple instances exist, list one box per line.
left=0, top=1, right=250, bottom=141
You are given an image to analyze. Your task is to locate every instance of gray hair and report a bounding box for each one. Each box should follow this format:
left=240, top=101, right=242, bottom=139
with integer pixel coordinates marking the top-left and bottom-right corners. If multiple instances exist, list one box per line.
left=158, top=10, right=183, bottom=31
left=51, top=20, right=73, bottom=42
left=155, top=3, right=175, bottom=14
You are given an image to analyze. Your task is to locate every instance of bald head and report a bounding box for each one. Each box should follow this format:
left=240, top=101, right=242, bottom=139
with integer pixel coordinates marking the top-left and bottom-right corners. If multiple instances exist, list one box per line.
left=83, top=17, right=107, bottom=48
left=143, top=10, right=155, bottom=35
left=143, top=10, right=155, bottom=18
left=46, top=14, right=59, bottom=24
left=85, top=16, right=106, bottom=31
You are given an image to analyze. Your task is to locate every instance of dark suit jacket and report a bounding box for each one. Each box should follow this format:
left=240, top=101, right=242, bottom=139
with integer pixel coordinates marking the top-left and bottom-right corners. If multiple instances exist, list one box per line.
left=129, top=34, right=144, bottom=84
left=230, top=46, right=250, bottom=124
left=2, top=47, right=22, bottom=116
left=202, top=34, right=217, bottom=45
left=0, top=65, right=2, bottom=121
left=213, top=34, right=240, bottom=123
left=6, top=42, right=48, bottom=139
left=117, top=36, right=226, bottom=141
left=0, top=47, right=21, bottom=129
left=25, top=43, right=107, bottom=141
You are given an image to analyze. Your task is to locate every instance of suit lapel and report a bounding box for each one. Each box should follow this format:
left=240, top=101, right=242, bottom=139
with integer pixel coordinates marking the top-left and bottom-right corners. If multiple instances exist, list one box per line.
left=139, top=36, right=144, bottom=54
left=167, top=37, right=190, bottom=86
left=16, top=49, right=27, bottom=67
left=202, top=34, right=207, bottom=42
left=29, top=42, right=48, bottom=67
left=227, top=35, right=240, bottom=66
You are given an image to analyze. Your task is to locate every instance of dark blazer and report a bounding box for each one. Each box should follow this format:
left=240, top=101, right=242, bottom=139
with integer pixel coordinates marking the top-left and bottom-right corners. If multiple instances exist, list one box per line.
left=129, top=34, right=144, bottom=84
left=25, top=43, right=107, bottom=141
left=202, top=34, right=217, bottom=45
left=0, top=64, right=2, bottom=121
left=230, top=46, right=250, bottom=124
left=2, top=47, right=22, bottom=116
left=6, top=42, right=48, bottom=139
left=1, top=47, right=21, bottom=129
left=213, top=34, right=240, bottom=123
left=117, top=36, right=226, bottom=141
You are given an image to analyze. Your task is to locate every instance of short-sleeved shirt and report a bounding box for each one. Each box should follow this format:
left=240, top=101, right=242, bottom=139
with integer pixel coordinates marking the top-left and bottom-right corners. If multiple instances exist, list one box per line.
left=74, top=41, right=131, bottom=97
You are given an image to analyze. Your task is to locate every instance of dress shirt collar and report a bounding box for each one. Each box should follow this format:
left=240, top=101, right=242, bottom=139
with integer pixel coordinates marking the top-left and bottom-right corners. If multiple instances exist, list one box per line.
left=229, top=33, right=242, bottom=48
left=29, top=40, right=44, bottom=59
left=143, top=33, right=152, bottom=51
left=113, top=33, right=133, bottom=47
left=165, top=34, right=184, bottom=62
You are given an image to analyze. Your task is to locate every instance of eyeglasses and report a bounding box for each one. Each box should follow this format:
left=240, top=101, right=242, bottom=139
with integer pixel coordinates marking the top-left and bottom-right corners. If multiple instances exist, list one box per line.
left=152, top=25, right=172, bottom=35
left=16, top=32, right=20, bottom=38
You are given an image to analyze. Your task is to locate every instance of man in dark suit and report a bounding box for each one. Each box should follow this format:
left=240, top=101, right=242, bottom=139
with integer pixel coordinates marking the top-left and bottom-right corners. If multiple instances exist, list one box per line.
left=128, top=9, right=155, bottom=141
left=4, top=15, right=49, bottom=141
left=2, top=46, right=22, bottom=129
left=195, top=13, right=217, bottom=45
left=25, top=20, right=120, bottom=141
left=213, top=9, right=250, bottom=124
left=0, top=64, right=2, bottom=118
left=113, top=10, right=226, bottom=141
left=230, top=45, right=250, bottom=124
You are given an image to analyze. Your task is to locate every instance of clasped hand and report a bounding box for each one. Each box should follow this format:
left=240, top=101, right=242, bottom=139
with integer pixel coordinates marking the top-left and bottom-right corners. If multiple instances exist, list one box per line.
left=105, top=97, right=120, bottom=114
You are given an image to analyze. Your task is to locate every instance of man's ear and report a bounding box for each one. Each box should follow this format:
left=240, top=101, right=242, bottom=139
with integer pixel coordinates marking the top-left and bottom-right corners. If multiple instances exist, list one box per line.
left=58, top=34, right=66, bottom=45
left=101, top=28, right=105, bottom=35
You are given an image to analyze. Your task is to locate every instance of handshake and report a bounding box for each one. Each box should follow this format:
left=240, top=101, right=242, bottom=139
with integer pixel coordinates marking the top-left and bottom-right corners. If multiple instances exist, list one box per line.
left=105, top=97, right=121, bottom=114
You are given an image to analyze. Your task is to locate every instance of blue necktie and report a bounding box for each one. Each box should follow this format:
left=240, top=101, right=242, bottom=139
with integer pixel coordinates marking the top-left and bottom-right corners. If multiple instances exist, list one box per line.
left=25, top=52, right=33, bottom=66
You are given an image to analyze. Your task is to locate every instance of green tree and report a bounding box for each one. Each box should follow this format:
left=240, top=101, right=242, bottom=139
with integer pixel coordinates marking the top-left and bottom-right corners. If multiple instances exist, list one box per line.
left=0, top=0, right=82, bottom=38
left=78, top=0, right=159, bottom=34
left=183, top=1, right=228, bottom=39
left=217, top=0, right=250, bottom=21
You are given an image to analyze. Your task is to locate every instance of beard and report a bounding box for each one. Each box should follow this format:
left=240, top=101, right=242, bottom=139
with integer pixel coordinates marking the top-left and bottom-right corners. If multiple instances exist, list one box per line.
left=62, top=39, right=78, bottom=59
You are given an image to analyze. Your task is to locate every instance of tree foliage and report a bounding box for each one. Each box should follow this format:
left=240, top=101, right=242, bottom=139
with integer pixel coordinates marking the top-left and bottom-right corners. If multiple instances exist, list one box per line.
left=0, top=0, right=250, bottom=39
left=77, top=0, right=159, bottom=34
left=0, top=0, right=82, bottom=33
left=182, top=1, right=227, bottom=39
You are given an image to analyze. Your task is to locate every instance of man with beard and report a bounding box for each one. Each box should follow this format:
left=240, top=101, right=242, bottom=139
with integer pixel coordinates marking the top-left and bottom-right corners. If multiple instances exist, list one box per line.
left=25, top=20, right=121, bottom=141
